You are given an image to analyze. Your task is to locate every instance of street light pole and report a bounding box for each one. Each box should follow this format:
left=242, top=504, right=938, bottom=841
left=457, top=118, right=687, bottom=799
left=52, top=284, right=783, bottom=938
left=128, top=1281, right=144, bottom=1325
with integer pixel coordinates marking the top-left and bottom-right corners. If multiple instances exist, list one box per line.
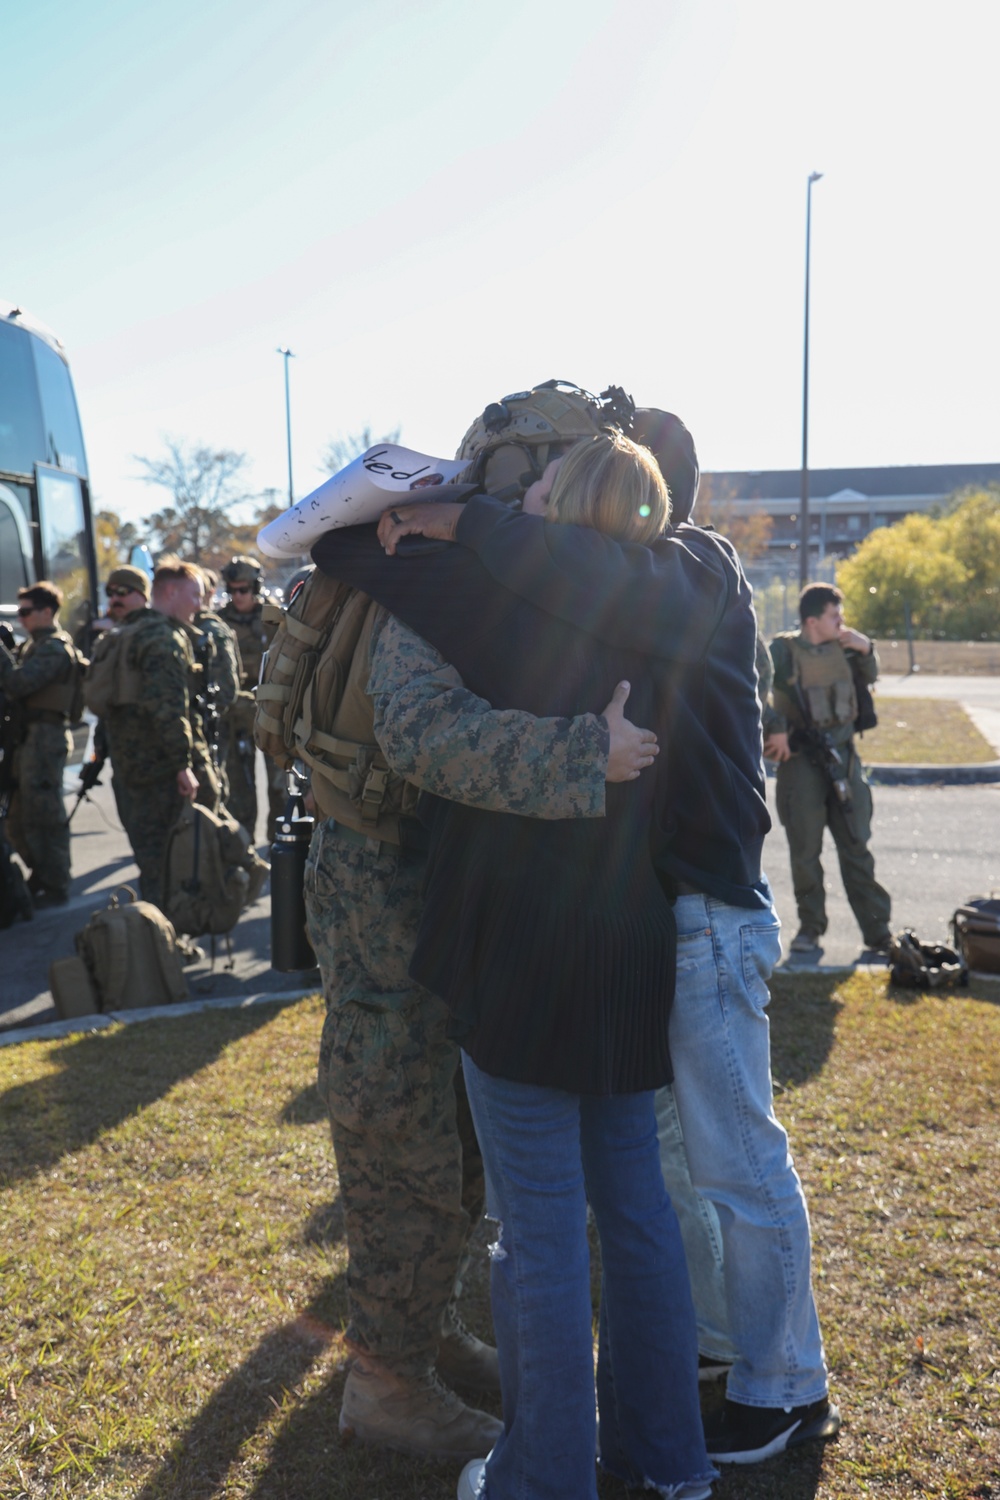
left=276, top=347, right=295, bottom=507
left=799, top=171, right=823, bottom=591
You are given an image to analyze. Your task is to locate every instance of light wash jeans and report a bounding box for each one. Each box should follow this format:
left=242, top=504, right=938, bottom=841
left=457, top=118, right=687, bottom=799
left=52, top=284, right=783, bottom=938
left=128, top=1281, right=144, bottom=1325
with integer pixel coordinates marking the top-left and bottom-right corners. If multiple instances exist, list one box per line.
left=657, top=887, right=829, bottom=1408
left=462, top=1052, right=716, bottom=1500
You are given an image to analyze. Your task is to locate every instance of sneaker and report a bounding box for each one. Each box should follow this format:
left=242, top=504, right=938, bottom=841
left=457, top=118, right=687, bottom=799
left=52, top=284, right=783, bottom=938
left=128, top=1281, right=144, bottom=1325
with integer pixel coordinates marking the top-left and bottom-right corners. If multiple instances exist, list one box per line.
left=457, top=1457, right=488, bottom=1500
left=789, top=928, right=822, bottom=954
left=698, top=1352, right=732, bottom=1382
left=862, top=933, right=892, bottom=958
left=438, top=1315, right=501, bottom=1394
left=705, top=1396, right=841, bottom=1463
left=339, top=1358, right=502, bottom=1461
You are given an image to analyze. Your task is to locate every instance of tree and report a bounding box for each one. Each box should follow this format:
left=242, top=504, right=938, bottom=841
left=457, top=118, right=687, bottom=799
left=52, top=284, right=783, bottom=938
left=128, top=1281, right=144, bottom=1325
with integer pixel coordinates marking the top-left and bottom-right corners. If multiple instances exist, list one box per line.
left=837, top=514, right=966, bottom=636
left=93, top=509, right=142, bottom=576
left=133, top=439, right=256, bottom=564
left=698, top=476, right=774, bottom=564
left=321, top=425, right=402, bottom=476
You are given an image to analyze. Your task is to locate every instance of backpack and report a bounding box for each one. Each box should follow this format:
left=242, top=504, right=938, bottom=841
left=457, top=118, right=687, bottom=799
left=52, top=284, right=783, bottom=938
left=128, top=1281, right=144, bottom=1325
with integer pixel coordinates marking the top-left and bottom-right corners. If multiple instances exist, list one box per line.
left=254, top=571, right=418, bottom=840
left=951, top=897, right=1000, bottom=973
left=161, top=800, right=267, bottom=937
left=83, top=619, right=146, bottom=716
left=888, top=930, right=968, bottom=991
left=75, top=885, right=188, bottom=1009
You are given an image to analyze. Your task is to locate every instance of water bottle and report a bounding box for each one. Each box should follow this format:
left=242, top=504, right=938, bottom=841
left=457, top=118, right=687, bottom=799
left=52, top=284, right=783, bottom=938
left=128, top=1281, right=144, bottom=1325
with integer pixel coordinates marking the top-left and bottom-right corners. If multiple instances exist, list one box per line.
left=270, top=771, right=317, bottom=972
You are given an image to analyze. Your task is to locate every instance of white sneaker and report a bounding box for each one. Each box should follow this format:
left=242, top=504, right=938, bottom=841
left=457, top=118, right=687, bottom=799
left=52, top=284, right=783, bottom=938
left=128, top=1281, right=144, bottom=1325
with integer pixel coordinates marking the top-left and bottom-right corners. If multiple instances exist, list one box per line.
left=456, top=1455, right=488, bottom=1499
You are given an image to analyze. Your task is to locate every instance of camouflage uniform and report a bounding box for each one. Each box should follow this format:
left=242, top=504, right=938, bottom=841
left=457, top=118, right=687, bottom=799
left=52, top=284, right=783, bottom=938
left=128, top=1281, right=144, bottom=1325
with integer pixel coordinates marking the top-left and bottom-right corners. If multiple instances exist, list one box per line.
left=194, top=609, right=242, bottom=812
left=220, top=598, right=285, bottom=842
left=180, top=615, right=237, bottom=816
left=0, top=625, right=76, bottom=897
left=103, top=607, right=198, bottom=908
left=304, top=608, right=607, bottom=1373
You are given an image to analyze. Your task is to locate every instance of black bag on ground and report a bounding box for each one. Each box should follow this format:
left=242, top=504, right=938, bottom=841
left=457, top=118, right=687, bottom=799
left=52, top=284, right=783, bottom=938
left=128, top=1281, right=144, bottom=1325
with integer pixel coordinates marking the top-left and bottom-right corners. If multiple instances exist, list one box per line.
left=951, top=897, right=1000, bottom=973
left=888, top=930, right=968, bottom=990
left=0, top=833, right=32, bottom=929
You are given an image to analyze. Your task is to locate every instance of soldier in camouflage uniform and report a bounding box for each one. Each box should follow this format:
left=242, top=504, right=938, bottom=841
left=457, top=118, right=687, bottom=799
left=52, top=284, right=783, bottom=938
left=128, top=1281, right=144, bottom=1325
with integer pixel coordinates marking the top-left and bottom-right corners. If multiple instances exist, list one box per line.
left=0, top=581, right=81, bottom=905
left=302, top=598, right=650, bottom=1461
left=97, top=564, right=202, bottom=908
left=219, top=556, right=285, bottom=843
left=193, top=569, right=242, bottom=811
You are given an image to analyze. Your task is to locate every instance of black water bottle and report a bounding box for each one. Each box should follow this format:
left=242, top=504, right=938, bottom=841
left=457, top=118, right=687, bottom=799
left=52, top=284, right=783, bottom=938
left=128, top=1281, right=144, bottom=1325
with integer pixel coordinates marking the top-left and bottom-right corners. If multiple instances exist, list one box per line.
left=270, top=772, right=317, bottom=972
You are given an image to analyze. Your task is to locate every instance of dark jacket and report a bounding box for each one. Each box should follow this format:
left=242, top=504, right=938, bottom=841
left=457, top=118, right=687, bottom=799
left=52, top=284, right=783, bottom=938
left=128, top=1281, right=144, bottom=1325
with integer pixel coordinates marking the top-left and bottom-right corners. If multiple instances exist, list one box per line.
left=312, top=505, right=746, bottom=1094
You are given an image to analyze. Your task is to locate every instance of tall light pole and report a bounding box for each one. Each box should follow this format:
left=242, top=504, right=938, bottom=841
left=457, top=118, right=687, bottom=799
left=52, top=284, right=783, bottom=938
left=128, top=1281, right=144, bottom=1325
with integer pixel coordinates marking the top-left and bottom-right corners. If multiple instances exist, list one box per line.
left=799, top=171, right=823, bottom=590
left=276, top=347, right=295, bottom=507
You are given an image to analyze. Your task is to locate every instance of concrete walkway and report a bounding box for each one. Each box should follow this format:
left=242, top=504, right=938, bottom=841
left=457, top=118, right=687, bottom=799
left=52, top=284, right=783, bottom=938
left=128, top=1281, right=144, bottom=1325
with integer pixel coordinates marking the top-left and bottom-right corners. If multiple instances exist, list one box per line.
left=865, top=673, right=1000, bottom=782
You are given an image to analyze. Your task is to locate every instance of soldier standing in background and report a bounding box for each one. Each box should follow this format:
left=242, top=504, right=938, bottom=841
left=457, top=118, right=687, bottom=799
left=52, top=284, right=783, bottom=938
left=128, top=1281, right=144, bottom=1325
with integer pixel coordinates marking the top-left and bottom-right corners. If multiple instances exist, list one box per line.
left=764, top=582, right=892, bottom=958
left=0, top=582, right=82, bottom=906
left=194, top=569, right=242, bottom=812
left=219, top=556, right=284, bottom=843
left=92, top=563, right=200, bottom=908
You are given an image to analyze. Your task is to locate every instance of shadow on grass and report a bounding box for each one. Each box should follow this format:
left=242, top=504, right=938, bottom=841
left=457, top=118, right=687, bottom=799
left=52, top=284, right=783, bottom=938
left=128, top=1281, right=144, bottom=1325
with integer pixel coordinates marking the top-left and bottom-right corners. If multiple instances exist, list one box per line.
left=0, top=1006, right=281, bottom=1185
left=281, top=1082, right=327, bottom=1126
left=133, top=1273, right=351, bottom=1500
left=768, top=973, right=844, bottom=1089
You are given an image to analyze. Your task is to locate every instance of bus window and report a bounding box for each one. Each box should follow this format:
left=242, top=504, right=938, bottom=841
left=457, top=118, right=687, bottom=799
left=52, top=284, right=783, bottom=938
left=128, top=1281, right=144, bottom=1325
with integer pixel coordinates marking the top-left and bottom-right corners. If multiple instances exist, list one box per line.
left=36, top=465, right=89, bottom=625
left=32, top=336, right=88, bottom=476
left=0, top=321, right=46, bottom=476
left=0, top=483, right=33, bottom=602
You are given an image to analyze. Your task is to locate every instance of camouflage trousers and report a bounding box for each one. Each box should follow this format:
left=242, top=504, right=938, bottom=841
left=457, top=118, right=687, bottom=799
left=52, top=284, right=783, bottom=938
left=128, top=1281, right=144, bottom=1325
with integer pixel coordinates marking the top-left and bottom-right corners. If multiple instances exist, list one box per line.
left=113, top=754, right=221, bottom=910
left=7, top=721, right=72, bottom=896
left=304, top=817, right=485, bottom=1372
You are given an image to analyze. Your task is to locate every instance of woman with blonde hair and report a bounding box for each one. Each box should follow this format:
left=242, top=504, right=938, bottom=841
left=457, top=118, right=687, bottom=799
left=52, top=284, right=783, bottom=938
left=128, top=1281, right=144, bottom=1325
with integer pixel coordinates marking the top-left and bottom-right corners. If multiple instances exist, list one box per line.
left=313, top=431, right=716, bottom=1500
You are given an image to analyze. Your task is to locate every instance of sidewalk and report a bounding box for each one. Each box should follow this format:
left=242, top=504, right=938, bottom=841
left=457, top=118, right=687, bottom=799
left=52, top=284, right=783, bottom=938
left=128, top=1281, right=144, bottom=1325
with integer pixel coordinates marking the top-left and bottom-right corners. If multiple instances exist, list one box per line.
left=863, top=673, right=1000, bottom=783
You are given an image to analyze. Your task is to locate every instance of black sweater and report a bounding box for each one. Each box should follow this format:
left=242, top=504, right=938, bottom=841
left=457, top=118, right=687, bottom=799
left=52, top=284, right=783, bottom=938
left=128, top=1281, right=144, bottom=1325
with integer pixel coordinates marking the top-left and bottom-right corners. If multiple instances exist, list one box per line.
left=312, top=503, right=762, bottom=1093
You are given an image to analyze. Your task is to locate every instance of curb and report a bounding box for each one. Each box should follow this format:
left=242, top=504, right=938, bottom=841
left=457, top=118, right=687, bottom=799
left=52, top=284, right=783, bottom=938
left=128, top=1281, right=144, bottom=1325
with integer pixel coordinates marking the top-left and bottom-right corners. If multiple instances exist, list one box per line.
left=0, top=985, right=319, bottom=1051
left=864, top=760, right=1000, bottom=786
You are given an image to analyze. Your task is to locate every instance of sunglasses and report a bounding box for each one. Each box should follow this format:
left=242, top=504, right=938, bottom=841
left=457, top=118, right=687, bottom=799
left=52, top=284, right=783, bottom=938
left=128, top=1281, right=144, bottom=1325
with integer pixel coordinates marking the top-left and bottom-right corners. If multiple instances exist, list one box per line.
left=106, top=586, right=138, bottom=599
left=229, top=585, right=253, bottom=595
left=16, top=605, right=36, bottom=617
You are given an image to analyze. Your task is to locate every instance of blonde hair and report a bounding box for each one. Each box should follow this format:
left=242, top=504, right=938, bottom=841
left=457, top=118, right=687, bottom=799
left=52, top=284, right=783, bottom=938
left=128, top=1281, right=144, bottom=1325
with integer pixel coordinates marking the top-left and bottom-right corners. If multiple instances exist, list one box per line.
left=153, top=555, right=203, bottom=586
left=546, top=432, right=670, bottom=544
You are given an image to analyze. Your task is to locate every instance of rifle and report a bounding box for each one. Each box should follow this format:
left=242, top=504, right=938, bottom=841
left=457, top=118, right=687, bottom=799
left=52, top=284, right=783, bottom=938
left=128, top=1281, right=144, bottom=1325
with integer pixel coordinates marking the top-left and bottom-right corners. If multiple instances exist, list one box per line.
left=188, top=627, right=223, bottom=770
left=789, top=683, right=859, bottom=844
left=68, top=752, right=107, bottom=823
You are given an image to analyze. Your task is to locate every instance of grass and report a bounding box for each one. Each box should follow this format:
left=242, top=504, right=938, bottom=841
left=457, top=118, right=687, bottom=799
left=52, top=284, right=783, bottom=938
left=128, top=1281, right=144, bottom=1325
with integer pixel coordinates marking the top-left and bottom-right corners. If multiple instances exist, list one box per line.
left=1, top=978, right=998, bottom=1499
left=860, top=697, right=997, bottom=764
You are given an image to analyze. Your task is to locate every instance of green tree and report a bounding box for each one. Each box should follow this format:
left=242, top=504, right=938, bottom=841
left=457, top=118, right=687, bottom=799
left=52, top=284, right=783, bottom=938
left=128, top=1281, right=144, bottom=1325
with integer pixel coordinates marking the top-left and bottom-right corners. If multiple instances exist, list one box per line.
left=938, top=487, right=1000, bottom=637
left=837, top=510, right=968, bottom=637
left=93, top=509, right=141, bottom=578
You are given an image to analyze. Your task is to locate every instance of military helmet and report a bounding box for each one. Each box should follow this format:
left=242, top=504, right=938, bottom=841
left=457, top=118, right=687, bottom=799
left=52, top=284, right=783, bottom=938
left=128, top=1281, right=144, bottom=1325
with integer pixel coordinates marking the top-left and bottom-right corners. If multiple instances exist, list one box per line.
left=221, top=555, right=262, bottom=591
left=455, top=380, right=638, bottom=503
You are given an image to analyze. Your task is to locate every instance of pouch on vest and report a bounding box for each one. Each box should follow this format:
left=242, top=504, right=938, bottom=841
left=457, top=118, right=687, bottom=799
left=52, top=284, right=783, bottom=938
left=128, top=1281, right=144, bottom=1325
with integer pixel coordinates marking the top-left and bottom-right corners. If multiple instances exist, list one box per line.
left=75, top=885, right=189, bottom=1009
left=83, top=623, right=145, bottom=716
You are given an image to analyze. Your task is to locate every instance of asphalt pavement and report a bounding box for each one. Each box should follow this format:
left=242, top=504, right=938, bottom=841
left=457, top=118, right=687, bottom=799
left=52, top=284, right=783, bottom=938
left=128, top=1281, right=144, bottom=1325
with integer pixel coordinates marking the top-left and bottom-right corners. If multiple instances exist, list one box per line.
left=2, top=673, right=998, bottom=1033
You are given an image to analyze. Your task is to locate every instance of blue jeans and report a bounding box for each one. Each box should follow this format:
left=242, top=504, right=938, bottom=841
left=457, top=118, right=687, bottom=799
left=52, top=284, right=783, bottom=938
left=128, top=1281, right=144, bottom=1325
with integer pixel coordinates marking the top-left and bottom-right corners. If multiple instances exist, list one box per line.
left=657, top=889, right=829, bottom=1407
left=462, top=1052, right=715, bottom=1500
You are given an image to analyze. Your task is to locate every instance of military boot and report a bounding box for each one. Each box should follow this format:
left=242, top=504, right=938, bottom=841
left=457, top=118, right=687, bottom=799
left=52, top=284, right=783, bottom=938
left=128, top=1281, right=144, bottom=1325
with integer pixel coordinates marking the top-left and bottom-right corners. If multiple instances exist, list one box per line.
left=437, top=1313, right=501, bottom=1395
left=339, top=1356, right=502, bottom=1460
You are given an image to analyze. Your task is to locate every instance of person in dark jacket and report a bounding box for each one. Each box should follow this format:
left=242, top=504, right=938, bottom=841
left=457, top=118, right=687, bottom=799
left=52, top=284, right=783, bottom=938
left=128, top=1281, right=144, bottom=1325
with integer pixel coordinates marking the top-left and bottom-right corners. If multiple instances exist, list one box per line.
left=315, top=433, right=715, bottom=1500
left=333, top=410, right=839, bottom=1470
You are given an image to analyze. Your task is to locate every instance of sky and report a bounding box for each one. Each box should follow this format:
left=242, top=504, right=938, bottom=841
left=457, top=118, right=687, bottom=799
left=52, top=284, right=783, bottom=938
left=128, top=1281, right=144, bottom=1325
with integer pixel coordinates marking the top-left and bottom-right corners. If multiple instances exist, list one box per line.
left=5, top=0, right=1000, bottom=527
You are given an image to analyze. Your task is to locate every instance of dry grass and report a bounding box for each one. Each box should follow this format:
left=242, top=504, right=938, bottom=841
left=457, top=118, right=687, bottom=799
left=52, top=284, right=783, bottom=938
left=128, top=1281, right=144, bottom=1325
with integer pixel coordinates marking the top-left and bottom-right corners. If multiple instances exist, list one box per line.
left=860, top=697, right=997, bottom=764
left=1, top=978, right=998, bottom=1499
left=878, top=640, right=1000, bottom=676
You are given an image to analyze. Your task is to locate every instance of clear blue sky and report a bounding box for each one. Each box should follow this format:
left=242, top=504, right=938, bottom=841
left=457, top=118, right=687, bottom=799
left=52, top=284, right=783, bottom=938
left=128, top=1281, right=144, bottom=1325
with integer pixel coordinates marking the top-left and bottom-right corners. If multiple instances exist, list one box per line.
left=5, top=0, right=999, bottom=524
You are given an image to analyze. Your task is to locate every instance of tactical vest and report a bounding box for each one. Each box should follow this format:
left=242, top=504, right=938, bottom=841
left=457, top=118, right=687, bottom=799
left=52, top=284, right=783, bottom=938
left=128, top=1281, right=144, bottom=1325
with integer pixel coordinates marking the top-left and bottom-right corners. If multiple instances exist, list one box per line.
left=222, top=603, right=271, bottom=688
left=773, top=633, right=857, bottom=732
left=22, top=628, right=81, bottom=719
left=84, top=611, right=189, bottom=717
left=255, top=573, right=417, bottom=845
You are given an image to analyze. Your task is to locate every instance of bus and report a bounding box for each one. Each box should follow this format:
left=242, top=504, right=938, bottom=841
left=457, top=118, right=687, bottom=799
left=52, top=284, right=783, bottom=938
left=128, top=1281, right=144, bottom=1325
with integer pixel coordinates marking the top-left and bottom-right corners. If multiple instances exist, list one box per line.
left=0, top=301, right=98, bottom=641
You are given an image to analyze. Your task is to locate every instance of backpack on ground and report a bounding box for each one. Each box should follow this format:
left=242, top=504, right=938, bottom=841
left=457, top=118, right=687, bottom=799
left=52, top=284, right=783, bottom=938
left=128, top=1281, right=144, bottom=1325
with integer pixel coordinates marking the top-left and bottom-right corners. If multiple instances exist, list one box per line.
left=72, top=885, right=188, bottom=1012
left=161, top=800, right=268, bottom=938
left=888, top=930, right=968, bottom=991
left=951, top=897, right=1000, bottom=973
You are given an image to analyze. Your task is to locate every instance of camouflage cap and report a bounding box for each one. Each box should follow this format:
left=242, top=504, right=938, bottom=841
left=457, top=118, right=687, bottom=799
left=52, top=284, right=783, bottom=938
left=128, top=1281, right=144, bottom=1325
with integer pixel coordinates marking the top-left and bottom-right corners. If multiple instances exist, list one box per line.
left=106, top=565, right=150, bottom=596
left=221, top=555, right=262, bottom=585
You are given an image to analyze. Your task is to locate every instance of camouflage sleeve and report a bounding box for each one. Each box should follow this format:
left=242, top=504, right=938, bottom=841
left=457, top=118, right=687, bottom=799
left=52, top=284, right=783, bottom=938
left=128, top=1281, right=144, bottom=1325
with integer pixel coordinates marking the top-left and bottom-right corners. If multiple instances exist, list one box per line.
left=135, top=629, right=194, bottom=771
left=0, top=635, right=71, bottom=700
left=368, top=610, right=607, bottom=819
left=209, top=619, right=242, bottom=710
left=765, top=636, right=793, bottom=736
left=755, top=634, right=780, bottom=736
